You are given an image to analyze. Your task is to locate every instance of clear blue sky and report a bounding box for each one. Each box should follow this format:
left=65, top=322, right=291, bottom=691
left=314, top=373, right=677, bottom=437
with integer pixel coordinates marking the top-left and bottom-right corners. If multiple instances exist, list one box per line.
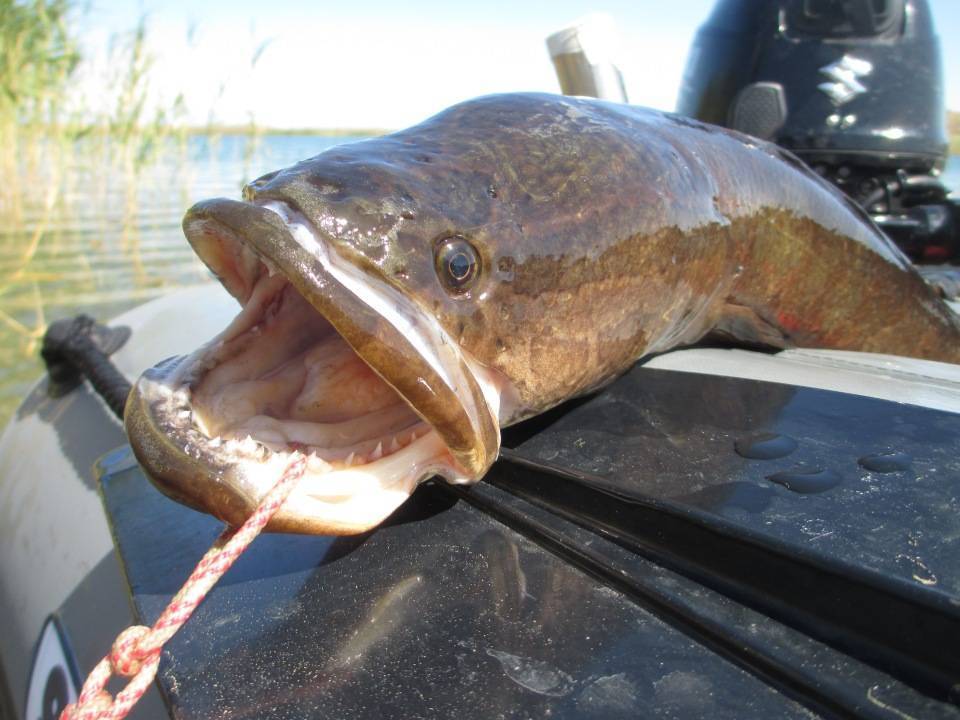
left=75, top=0, right=960, bottom=129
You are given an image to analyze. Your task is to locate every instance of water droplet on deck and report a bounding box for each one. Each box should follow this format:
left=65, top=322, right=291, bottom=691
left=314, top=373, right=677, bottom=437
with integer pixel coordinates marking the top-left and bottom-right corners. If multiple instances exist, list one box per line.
left=734, top=432, right=798, bottom=460
left=896, top=554, right=937, bottom=586
left=486, top=649, right=575, bottom=697
left=766, top=467, right=841, bottom=493
left=858, top=451, right=912, bottom=473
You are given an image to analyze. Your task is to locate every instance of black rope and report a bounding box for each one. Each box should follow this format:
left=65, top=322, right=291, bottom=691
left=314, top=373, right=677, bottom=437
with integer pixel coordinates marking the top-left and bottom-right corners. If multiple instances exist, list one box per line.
left=41, top=315, right=133, bottom=421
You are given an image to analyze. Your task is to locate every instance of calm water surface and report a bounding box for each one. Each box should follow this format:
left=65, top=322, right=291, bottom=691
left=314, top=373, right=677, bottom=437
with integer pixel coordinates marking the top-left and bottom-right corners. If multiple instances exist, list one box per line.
left=0, top=139, right=957, bottom=427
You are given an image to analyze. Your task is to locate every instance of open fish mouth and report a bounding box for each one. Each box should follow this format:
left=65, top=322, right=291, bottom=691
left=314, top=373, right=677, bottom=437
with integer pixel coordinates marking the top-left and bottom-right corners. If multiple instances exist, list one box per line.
left=125, top=199, right=502, bottom=535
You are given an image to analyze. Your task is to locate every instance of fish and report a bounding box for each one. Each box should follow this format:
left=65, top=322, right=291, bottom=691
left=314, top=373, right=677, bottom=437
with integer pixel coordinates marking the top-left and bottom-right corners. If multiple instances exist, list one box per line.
left=124, top=92, right=960, bottom=535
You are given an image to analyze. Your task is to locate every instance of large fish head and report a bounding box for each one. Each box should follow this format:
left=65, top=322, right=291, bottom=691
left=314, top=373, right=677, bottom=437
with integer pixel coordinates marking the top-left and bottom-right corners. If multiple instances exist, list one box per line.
left=124, top=129, right=518, bottom=535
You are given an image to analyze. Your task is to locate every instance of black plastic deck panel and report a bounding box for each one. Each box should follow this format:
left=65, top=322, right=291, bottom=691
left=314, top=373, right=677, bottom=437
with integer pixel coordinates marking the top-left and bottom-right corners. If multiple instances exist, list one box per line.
left=98, top=366, right=960, bottom=719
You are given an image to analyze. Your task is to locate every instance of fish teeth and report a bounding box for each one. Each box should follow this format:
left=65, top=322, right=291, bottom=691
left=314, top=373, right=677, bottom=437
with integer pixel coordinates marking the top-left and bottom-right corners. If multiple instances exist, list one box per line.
left=345, top=451, right=356, bottom=467
left=370, top=442, right=383, bottom=461
left=209, top=436, right=222, bottom=448
left=389, top=436, right=401, bottom=453
left=307, top=453, right=331, bottom=473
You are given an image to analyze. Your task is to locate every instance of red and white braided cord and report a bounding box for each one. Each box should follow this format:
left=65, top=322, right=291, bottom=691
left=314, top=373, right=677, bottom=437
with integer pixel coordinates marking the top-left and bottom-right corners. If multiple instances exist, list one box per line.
left=61, top=455, right=307, bottom=720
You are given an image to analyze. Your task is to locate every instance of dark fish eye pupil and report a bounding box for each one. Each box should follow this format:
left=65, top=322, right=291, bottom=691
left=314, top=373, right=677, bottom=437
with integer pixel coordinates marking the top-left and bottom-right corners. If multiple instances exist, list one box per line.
left=449, top=252, right=471, bottom=279
left=436, top=237, right=479, bottom=293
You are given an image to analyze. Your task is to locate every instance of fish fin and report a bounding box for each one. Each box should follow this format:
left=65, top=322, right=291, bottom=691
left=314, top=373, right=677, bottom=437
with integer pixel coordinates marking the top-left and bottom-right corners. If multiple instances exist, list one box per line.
left=707, top=301, right=793, bottom=351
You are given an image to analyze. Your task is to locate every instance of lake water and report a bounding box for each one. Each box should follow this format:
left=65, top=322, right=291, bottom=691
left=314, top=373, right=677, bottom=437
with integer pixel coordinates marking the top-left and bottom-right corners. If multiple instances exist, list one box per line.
left=0, top=134, right=366, bottom=424
left=0, top=135, right=957, bottom=426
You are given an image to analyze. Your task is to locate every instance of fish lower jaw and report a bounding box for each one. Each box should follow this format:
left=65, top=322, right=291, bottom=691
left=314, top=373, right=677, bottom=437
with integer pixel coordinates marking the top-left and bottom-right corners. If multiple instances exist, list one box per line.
left=134, top=361, right=469, bottom=534
left=228, top=425, right=459, bottom=533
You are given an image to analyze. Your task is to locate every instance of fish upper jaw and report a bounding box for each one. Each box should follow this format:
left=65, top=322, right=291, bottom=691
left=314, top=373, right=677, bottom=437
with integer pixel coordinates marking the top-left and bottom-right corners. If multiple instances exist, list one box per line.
left=124, top=197, right=503, bottom=534
left=250, top=198, right=503, bottom=473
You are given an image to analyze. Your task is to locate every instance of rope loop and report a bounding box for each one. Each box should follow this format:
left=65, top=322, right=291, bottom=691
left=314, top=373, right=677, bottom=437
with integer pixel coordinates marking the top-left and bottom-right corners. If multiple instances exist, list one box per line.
left=60, top=454, right=306, bottom=720
left=74, top=689, right=112, bottom=719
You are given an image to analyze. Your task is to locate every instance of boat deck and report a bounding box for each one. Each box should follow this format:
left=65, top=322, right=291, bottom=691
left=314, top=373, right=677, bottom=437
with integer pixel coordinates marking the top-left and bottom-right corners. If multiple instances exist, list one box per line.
left=98, top=367, right=960, bottom=719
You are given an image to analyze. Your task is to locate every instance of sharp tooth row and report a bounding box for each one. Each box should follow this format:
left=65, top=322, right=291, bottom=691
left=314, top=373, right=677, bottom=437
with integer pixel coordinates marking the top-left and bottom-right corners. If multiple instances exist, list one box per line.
left=307, top=453, right=332, bottom=472
left=217, top=434, right=267, bottom=460
left=214, top=423, right=431, bottom=469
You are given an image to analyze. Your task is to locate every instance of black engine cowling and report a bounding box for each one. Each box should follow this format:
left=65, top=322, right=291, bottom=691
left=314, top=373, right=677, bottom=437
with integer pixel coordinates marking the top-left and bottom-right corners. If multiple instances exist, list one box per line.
left=677, top=0, right=957, bottom=261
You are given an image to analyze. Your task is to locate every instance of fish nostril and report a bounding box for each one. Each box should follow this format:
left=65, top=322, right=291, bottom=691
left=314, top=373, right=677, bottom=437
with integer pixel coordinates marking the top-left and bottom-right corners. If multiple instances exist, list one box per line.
left=244, top=171, right=282, bottom=200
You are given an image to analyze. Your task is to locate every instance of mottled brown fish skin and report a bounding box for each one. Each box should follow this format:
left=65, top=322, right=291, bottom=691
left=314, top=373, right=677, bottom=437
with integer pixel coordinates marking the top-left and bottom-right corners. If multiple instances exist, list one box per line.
left=245, top=92, right=960, bottom=424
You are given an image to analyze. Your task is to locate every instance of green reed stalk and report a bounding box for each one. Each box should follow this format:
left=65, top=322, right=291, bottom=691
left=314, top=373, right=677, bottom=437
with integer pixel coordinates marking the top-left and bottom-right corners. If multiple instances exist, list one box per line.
left=0, top=0, right=78, bottom=223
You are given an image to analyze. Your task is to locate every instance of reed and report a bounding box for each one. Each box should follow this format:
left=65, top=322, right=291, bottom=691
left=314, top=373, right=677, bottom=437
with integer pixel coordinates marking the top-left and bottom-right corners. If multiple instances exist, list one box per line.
left=0, top=0, right=80, bottom=383
left=0, top=0, right=78, bottom=222
left=0, top=2, right=203, bottom=425
left=0, top=1, right=332, bottom=427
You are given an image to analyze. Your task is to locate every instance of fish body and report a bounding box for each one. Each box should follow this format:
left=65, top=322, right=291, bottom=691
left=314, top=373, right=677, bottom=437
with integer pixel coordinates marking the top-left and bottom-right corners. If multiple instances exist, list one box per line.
left=124, top=93, right=960, bottom=534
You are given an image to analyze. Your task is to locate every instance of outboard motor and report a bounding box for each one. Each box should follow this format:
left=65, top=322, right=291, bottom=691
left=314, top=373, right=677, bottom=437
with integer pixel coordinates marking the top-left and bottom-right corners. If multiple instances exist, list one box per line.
left=677, top=0, right=958, bottom=261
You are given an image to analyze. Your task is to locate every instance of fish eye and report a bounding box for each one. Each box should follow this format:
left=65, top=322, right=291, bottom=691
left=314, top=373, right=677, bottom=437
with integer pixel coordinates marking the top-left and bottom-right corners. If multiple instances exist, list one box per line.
left=436, top=237, right=480, bottom=293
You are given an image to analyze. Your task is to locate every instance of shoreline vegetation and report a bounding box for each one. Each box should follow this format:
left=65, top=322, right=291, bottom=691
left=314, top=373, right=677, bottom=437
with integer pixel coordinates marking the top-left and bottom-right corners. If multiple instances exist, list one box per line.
left=28, top=123, right=392, bottom=137
left=0, top=2, right=238, bottom=422
left=0, top=0, right=403, bottom=426
left=186, top=126, right=391, bottom=137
